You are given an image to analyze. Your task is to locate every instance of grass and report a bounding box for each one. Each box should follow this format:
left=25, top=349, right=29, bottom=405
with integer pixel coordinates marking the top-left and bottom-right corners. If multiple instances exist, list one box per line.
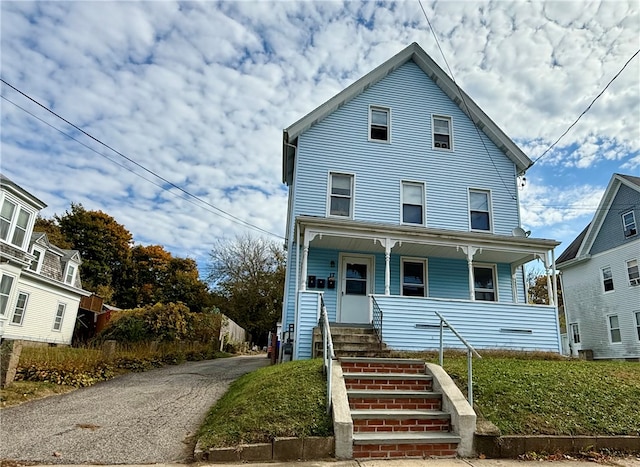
left=196, top=358, right=333, bottom=448
left=0, top=381, right=76, bottom=408
left=397, top=350, right=640, bottom=436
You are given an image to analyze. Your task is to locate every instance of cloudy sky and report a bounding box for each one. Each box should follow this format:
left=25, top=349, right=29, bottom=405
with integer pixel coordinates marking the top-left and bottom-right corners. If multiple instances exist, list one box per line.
left=1, top=1, right=638, bottom=274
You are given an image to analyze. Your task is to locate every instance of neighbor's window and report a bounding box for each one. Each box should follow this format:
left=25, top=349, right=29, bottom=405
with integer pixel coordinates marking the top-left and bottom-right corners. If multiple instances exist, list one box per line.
left=65, top=264, right=76, bottom=285
left=635, top=312, right=640, bottom=341
left=608, top=315, right=621, bottom=343
left=329, top=173, right=353, bottom=217
left=0, top=199, right=31, bottom=249
left=601, top=266, right=614, bottom=292
left=627, top=259, right=639, bottom=286
left=473, top=265, right=497, bottom=301
left=53, top=303, right=66, bottom=331
left=11, top=291, right=28, bottom=325
left=402, top=182, right=425, bottom=225
left=433, top=116, right=452, bottom=149
left=570, top=323, right=580, bottom=344
left=401, top=259, right=426, bottom=297
left=369, top=106, right=390, bottom=142
left=469, top=189, right=491, bottom=231
left=0, top=274, right=15, bottom=316
left=622, top=211, right=637, bottom=238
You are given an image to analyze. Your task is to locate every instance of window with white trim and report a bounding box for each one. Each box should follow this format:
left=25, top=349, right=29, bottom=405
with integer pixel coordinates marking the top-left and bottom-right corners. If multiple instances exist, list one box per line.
left=432, top=116, right=452, bottom=149
left=608, top=314, right=621, bottom=343
left=401, top=258, right=427, bottom=297
left=11, top=291, right=28, bottom=325
left=53, top=303, right=66, bottom=331
left=622, top=211, right=637, bottom=238
left=601, top=266, right=614, bottom=292
left=635, top=312, right=640, bottom=341
left=65, top=263, right=77, bottom=285
left=328, top=173, right=353, bottom=218
left=473, top=265, right=497, bottom=301
left=402, top=182, right=425, bottom=225
left=0, top=198, right=31, bottom=249
left=469, top=189, right=492, bottom=231
left=626, top=259, right=639, bottom=286
left=29, top=247, right=44, bottom=272
left=369, top=106, right=390, bottom=142
left=0, top=274, right=15, bottom=316
left=570, top=323, right=580, bottom=344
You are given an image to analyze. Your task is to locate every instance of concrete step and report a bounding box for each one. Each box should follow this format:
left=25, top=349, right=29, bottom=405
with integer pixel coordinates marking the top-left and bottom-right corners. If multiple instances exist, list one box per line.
left=352, top=431, right=460, bottom=458
left=331, top=334, right=381, bottom=344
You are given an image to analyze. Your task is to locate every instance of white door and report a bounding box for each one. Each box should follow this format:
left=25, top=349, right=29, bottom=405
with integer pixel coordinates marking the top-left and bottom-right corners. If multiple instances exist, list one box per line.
left=340, top=255, right=373, bottom=324
left=569, top=323, right=582, bottom=357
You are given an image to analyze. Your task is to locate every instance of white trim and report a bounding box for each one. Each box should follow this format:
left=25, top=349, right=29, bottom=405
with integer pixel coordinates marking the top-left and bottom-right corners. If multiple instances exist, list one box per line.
left=600, top=265, right=614, bottom=294
left=28, top=245, right=46, bottom=273
left=338, top=252, right=375, bottom=323
left=622, top=210, right=637, bottom=238
left=431, top=114, right=453, bottom=151
left=635, top=311, right=640, bottom=342
left=368, top=105, right=391, bottom=143
left=326, top=171, right=355, bottom=219
left=10, top=290, right=29, bottom=326
left=468, top=188, right=494, bottom=233
left=52, top=302, right=66, bottom=331
left=0, top=193, right=37, bottom=251
left=606, top=313, right=622, bottom=344
left=472, top=263, right=499, bottom=302
left=400, top=180, right=426, bottom=226
left=0, top=272, right=17, bottom=317
left=626, top=258, right=640, bottom=287
left=400, top=257, right=428, bottom=297
left=64, top=262, right=77, bottom=286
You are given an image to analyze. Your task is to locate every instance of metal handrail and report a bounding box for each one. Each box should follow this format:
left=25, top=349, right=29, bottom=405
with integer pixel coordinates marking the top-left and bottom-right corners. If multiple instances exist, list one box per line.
left=319, top=294, right=335, bottom=414
left=434, top=311, right=481, bottom=405
left=371, top=295, right=383, bottom=348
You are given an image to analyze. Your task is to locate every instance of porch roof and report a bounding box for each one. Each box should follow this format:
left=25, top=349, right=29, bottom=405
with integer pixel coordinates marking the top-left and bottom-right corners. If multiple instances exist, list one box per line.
left=296, top=216, right=560, bottom=267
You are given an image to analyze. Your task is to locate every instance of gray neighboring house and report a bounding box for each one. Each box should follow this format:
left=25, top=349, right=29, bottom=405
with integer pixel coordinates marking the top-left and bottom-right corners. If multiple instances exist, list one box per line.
left=557, top=173, right=640, bottom=360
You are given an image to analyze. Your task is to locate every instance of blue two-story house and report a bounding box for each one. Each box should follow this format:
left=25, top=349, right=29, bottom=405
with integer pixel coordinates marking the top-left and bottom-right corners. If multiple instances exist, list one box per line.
left=280, top=43, right=561, bottom=360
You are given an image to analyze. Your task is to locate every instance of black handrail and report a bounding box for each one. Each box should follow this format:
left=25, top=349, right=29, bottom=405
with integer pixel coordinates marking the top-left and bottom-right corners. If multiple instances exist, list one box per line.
left=371, top=295, right=383, bottom=349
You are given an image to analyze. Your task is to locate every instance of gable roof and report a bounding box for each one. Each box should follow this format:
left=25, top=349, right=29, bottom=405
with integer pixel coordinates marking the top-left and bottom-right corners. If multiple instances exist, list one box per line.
left=557, top=173, right=640, bottom=266
left=282, top=42, right=533, bottom=184
left=1, top=173, right=47, bottom=210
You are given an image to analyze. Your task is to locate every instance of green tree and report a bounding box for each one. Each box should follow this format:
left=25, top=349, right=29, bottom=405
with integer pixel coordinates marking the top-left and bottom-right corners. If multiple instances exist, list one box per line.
left=34, top=216, right=73, bottom=249
left=207, top=234, right=285, bottom=345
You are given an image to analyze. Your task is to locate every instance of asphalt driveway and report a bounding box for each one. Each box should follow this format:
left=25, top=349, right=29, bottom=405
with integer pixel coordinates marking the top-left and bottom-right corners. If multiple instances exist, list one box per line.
left=0, top=354, right=270, bottom=464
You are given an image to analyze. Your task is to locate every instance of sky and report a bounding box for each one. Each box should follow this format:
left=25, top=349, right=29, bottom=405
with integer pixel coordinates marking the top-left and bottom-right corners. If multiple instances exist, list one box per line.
left=1, top=1, right=639, bottom=276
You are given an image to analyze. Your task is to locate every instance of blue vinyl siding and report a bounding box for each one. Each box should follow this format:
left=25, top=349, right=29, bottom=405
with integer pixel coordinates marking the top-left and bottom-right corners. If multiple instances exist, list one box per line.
left=295, top=292, right=322, bottom=360
left=428, top=258, right=470, bottom=299
left=590, top=184, right=640, bottom=255
left=293, top=61, right=520, bottom=234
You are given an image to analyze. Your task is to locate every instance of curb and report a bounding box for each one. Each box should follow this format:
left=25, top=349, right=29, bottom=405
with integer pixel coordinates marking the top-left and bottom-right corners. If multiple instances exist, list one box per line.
left=195, top=437, right=335, bottom=463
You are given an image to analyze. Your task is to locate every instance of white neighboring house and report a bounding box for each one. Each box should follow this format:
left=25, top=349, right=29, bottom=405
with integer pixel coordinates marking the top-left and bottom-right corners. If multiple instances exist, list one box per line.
left=1, top=174, right=90, bottom=345
left=557, top=173, right=640, bottom=360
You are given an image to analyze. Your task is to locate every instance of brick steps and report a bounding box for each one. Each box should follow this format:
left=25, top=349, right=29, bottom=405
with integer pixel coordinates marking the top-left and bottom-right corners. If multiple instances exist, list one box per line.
left=341, top=357, right=459, bottom=459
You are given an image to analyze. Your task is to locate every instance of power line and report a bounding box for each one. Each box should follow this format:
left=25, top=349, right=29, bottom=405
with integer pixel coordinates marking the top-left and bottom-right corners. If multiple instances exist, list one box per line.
left=417, top=0, right=518, bottom=200
left=532, top=48, right=640, bottom=165
left=0, top=79, right=284, bottom=240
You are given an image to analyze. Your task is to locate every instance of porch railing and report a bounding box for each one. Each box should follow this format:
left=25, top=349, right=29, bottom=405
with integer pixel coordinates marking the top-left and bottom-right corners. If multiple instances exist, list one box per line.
left=435, top=311, right=482, bottom=406
left=371, top=295, right=383, bottom=348
left=319, top=294, right=335, bottom=414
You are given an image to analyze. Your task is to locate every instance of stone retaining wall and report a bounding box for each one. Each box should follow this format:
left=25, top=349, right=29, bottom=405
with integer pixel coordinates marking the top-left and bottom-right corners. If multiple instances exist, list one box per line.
left=194, top=436, right=335, bottom=462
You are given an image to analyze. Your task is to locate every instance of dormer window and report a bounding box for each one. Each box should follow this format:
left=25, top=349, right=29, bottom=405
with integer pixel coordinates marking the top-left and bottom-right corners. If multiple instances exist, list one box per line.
left=622, top=211, right=637, bottom=238
left=0, top=198, right=31, bottom=249
left=65, top=263, right=77, bottom=285
left=433, top=116, right=452, bottom=150
left=369, top=106, right=390, bottom=142
left=29, top=247, right=44, bottom=273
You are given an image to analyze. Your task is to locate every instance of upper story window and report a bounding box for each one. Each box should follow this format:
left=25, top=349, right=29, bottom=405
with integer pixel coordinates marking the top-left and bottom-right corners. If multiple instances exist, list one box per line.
left=622, top=211, right=637, bottom=238
left=0, top=274, right=15, bottom=317
left=401, top=258, right=427, bottom=297
left=608, top=314, right=621, bottom=343
left=401, top=182, right=425, bottom=225
left=601, top=266, right=614, bottom=292
left=53, top=303, right=66, bottom=331
left=29, top=247, right=45, bottom=273
left=432, top=116, right=452, bottom=150
left=627, top=259, right=639, bottom=286
left=369, top=106, right=390, bottom=142
left=11, top=291, right=29, bottom=325
left=473, top=265, right=497, bottom=301
left=65, top=263, right=77, bottom=285
left=0, top=198, right=31, bottom=249
left=328, top=173, right=354, bottom=218
left=636, top=312, right=640, bottom=341
left=469, top=189, right=492, bottom=231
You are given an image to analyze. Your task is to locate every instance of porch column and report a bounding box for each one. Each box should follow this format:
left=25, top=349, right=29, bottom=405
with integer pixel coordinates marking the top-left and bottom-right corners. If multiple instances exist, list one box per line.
left=300, top=245, right=309, bottom=291
left=551, top=249, right=558, bottom=308
left=384, top=239, right=392, bottom=295
left=459, top=246, right=480, bottom=301
left=545, top=252, right=554, bottom=306
left=511, top=265, right=518, bottom=303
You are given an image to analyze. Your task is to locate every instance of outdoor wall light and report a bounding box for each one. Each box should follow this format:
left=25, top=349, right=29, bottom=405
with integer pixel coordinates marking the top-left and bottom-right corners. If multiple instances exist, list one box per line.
left=330, top=260, right=335, bottom=268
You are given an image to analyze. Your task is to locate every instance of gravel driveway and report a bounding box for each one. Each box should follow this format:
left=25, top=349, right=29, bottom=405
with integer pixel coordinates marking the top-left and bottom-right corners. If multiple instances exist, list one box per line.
left=0, top=354, right=270, bottom=464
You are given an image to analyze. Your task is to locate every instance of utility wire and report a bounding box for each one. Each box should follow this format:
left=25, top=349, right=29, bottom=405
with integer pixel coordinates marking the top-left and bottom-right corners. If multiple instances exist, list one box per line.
left=531, top=48, right=640, bottom=165
left=417, top=0, right=517, bottom=200
left=0, top=79, right=284, bottom=240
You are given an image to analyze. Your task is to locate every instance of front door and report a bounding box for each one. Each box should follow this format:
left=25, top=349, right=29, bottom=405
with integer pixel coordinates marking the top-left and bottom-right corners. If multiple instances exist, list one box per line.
left=339, top=255, right=373, bottom=324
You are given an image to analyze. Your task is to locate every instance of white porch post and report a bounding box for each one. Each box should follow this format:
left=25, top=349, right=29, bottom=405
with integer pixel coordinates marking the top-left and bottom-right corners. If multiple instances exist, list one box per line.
left=300, top=230, right=313, bottom=292
left=511, top=265, right=518, bottom=303
left=459, top=246, right=480, bottom=301
left=384, top=239, right=392, bottom=296
left=545, top=252, right=554, bottom=306
left=551, top=249, right=558, bottom=308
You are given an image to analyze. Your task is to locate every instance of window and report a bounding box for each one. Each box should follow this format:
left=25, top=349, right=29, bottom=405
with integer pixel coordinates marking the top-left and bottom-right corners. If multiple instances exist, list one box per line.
left=328, top=173, right=353, bottom=217
left=622, top=211, right=637, bottom=238
left=29, top=248, right=43, bottom=272
left=53, top=303, right=66, bottom=331
left=608, top=315, right=621, bottom=343
left=0, top=274, right=15, bottom=316
left=65, top=264, right=77, bottom=285
left=402, top=182, right=425, bottom=225
left=570, top=323, right=580, bottom=344
left=432, top=116, right=452, bottom=149
left=401, top=259, right=426, bottom=297
left=473, top=265, right=497, bottom=301
left=601, top=266, right=614, bottom=292
left=0, top=199, right=31, bottom=249
left=627, top=259, right=639, bottom=286
left=636, top=312, right=640, bottom=341
left=469, top=189, right=491, bottom=231
left=369, top=106, right=390, bottom=142
left=11, top=292, right=28, bottom=325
